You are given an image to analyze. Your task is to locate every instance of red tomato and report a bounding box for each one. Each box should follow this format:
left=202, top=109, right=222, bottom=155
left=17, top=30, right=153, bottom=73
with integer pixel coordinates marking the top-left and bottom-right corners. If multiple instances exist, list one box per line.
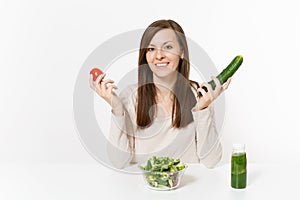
left=90, top=68, right=104, bottom=81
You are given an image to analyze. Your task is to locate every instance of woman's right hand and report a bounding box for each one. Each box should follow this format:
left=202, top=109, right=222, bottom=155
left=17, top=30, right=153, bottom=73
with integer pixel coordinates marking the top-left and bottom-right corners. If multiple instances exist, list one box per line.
left=89, top=73, right=117, bottom=105
left=89, top=73, right=124, bottom=116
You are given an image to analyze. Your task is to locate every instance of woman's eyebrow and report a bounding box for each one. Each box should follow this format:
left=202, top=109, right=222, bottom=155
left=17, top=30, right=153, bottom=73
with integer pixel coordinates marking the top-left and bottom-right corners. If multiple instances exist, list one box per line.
left=148, top=41, right=174, bottom=47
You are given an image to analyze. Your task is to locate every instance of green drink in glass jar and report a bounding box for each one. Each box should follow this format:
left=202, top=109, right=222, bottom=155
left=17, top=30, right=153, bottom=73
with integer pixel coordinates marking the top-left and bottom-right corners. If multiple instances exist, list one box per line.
left=231, top=144, right=247, bottom=189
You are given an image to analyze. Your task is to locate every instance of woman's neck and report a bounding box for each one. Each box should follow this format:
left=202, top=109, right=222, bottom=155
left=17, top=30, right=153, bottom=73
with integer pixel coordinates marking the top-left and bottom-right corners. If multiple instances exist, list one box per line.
left=153, top=73, right=177, bottom=102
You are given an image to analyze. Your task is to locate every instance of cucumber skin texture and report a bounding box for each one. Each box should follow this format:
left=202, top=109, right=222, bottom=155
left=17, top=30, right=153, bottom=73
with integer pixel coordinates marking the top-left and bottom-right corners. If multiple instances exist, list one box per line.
left=198, top=55, right=243, bottom=97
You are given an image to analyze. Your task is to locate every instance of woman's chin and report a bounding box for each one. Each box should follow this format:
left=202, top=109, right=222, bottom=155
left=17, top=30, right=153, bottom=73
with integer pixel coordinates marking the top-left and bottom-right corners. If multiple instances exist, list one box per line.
left=153, top=70, right=178, bottom=79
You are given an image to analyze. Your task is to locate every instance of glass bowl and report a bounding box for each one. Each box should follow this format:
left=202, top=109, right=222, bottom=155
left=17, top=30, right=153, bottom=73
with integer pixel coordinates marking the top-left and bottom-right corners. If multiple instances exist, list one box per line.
left=140, top=165, right=187, bottom=191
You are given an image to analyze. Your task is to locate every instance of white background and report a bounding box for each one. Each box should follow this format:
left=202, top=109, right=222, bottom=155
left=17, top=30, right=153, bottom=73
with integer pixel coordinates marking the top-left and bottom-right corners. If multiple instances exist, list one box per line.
left=1, top=0, right=300, bottom=170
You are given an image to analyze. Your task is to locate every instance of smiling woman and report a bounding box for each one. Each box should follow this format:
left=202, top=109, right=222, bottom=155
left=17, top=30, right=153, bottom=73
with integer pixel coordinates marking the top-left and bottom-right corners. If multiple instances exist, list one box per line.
left=89, top=19, right=232, bottom=170
left=146, top=29, right=183, bottom=79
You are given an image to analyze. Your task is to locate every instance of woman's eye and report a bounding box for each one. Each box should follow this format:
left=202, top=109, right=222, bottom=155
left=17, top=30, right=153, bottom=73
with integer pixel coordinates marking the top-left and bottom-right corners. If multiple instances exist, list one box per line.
left=147, top=47, right=155, bottom=52
left=164, top=45, right=173, bottom=50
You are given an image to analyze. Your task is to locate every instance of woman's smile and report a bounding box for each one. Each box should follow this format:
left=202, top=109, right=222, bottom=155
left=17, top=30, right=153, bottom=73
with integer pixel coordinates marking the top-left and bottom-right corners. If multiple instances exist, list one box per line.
left=155, top=62, right=169, bottom=67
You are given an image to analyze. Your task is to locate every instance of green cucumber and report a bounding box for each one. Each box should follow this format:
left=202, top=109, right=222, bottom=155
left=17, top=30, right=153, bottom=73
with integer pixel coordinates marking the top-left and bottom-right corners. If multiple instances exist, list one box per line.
left=198, top=55, right=243, bottom=97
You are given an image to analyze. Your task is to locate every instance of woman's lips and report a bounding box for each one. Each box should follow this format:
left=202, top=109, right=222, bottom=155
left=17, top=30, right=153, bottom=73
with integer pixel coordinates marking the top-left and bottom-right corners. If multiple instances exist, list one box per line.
left=155, top=62, right=169, bottom=67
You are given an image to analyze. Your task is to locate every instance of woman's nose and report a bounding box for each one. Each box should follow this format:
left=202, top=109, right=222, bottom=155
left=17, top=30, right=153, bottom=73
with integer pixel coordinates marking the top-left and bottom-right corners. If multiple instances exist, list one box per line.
left=155, top=49, right=165, bottom=59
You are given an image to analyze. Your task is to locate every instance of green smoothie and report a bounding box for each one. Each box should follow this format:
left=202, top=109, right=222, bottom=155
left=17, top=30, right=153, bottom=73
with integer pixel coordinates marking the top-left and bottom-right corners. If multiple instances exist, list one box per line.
left=231, top=152, right=247, bottom=189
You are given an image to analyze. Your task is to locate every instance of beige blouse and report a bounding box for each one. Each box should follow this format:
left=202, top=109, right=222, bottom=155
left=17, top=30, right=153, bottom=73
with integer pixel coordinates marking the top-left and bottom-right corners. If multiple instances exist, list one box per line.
left=106, top=84, right=222, bottom=169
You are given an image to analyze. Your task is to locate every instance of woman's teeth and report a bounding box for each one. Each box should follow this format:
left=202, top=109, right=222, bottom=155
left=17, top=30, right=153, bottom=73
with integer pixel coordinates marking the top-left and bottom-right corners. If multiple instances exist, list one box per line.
left=155, top=63, right=168, bottom=67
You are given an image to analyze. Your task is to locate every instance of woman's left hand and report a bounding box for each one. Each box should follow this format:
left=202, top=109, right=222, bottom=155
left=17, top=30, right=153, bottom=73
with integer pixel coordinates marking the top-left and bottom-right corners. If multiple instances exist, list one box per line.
left=196, top=76, right=232, bottom=110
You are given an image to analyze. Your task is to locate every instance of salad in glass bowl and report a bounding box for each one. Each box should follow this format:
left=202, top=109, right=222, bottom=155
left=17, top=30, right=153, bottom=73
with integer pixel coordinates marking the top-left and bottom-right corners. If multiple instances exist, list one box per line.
left=139, top=156, right=187, bottom=191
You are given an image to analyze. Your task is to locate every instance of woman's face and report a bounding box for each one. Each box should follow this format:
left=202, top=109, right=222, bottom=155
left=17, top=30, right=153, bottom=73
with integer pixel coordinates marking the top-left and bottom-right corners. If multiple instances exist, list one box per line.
left=146, top=29, right=182, bottom=78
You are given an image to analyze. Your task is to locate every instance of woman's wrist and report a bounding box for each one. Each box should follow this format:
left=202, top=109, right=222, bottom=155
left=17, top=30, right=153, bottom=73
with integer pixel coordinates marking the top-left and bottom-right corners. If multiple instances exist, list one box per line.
left=110, top=95, right=124, bottom=116
left=111, top=104, right=124, bottom=116
left=196, top=102, right=210, bottom=110
left=199, top=106, right=208, bottom=110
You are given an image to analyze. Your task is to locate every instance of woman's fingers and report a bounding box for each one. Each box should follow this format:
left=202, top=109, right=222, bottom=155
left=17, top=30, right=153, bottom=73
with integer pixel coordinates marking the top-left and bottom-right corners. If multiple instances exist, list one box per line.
left=211, top=76, right=222, bottom=97
left=212, top=76, right=221, bottom=87
left=95, top=73, right=106, bottom=85
left=89, top=72, right=118, bottom=105
left=202, top=82, right=213, bottom=93
left=107, top=85, right=118, bottom=93
left=196, top=83, right=213, bottom=110
left=102, top=79, right=115, bottom=85
left=197, top=83, right=213, bottom=101
left=91, top=73, right=115, bottom=91
left=197, top=88, right=205, bottom=97
left=196, top=77, right=233, bottom=110
left=100, top=79, right=115, bottom=91
left=222, top=77, right=232, bottom=90
left=200, top=83, right=214, bottom=99
left=197, top=86, right=207, bottom=97
left=89, top=74, right=94, bottom=88
left=211, top=76, right=233, bottom=98
left=90, top=73, right=105, bottom=90
left=90, top=73, right=115, bottom=92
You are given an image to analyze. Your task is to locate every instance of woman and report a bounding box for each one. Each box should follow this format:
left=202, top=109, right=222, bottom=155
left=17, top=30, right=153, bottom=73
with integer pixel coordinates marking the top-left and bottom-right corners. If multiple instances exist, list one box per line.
left=90, top=19, right=231, bottom=169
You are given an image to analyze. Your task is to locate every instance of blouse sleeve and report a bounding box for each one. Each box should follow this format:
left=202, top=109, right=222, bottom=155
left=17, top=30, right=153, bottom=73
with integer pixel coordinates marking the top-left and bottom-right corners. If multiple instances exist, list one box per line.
left=192, top=104, right=222, bottom=169
left=106, top=86, right=137, bottom=169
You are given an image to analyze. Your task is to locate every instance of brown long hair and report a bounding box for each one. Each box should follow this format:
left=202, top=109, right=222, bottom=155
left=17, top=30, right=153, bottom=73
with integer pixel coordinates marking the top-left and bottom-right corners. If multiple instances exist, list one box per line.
left=137, top=19, right=197, bottom=129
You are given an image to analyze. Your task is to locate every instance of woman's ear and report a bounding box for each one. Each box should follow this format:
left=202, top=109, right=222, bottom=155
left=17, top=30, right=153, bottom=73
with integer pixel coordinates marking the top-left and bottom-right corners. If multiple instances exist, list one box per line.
left=181, top=52, right=184, bottom=59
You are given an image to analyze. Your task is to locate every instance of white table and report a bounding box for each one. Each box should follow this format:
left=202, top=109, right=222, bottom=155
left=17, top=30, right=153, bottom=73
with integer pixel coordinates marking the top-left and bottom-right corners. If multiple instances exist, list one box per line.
left=0, top=163, right=298, bottom=199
